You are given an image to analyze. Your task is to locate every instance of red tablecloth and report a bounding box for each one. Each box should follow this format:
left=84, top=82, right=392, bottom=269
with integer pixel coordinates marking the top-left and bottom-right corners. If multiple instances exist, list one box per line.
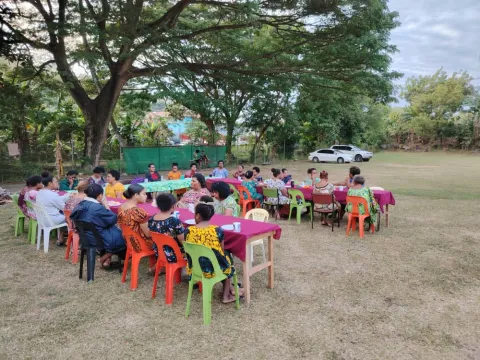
left=108, top=198, right=281, bottom=262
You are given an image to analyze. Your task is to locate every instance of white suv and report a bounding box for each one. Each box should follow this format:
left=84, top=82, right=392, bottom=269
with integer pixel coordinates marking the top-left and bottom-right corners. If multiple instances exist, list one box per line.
left=330, top=145, right=373, bottom=162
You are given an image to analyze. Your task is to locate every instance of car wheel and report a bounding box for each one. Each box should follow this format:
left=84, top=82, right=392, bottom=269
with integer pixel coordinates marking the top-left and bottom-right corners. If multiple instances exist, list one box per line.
left=337, top=157, right=344, bottom=164
left=312, top=157, right=319, bottom=163
left=355, top=154, right=363, bottom=162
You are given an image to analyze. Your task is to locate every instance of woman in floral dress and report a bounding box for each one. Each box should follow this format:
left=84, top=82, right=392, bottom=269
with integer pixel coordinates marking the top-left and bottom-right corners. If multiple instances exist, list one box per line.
left=241, top=170, right=263, bottom=204
left=175, top=174, right=211, bottom=209
left=346, top=175, right=380, bottom=227
left=312, top=171, right=340, bottom=225
left=264, top=168, right=290, bottom=205
left=211, top=181, right=240, bottom=217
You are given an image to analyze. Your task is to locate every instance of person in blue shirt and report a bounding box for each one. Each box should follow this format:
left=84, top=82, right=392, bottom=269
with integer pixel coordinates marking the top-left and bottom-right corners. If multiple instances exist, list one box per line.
left=281, top=168, right=292, bottom=184
left=211, top=160, right=229, bottom=178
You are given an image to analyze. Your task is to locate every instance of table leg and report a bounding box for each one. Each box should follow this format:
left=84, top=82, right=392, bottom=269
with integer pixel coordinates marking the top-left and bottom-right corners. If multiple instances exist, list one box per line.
left=243, top=241, right=252, bottom=304
left=267, top=235, right=274, bottom=289
left=386, top=204, right=389, bottom=227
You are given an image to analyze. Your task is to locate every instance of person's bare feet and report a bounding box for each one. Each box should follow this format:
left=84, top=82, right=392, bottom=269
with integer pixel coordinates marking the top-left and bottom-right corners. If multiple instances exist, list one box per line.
left=230, top=286, right=244, bottom=297
left=222, top=293, right=238, bottom=304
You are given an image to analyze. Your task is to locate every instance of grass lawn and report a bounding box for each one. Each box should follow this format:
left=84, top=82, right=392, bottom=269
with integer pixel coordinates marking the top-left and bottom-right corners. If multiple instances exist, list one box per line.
left=1, top=151, right=479, bottom=359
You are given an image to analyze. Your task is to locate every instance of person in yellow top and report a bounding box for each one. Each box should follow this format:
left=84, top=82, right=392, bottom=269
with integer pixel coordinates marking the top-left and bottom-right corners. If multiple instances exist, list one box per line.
left=105, top=170, right=125, bottom=199
left=168, top=162, right=185, bottom=196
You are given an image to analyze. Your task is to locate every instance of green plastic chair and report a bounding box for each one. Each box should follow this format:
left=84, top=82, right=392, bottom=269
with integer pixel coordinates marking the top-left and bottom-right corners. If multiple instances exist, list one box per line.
left=262, top=187, right=280, bottom=214
left=228, top=184, right=240, bottom=203
left=11, top=194, right=26, bottom=236
left=184, top=242, right=240, bottom=326
left=288, top=189, right=312, bottom=224
left=25, top=200, right=38, bottom=244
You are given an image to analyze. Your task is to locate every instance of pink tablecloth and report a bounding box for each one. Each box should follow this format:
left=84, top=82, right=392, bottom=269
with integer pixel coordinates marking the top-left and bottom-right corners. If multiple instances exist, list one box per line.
left=108, top=198, right=281, bottom=262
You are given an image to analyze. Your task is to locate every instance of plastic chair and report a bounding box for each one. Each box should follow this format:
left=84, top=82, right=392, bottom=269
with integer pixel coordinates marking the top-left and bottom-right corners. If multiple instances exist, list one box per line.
left=262, top=187, right=280, bottom=219
left=237, top=185, right=260, bottom=217
left=345, top=196, right=375, bottom=239
left=150, top=232, right=186, bottom=304
left=245, top=209, right=269, bottom=266
left=64, top=210, right=80, bottom=264
left=287, top=189, right=312, bottom=224
left=184, top=242, right=240, bottom=326
left=31, top=203, right=67, bottom=253
left=228, top=184, right=240, bottom=203
left=120, top=225, right=156, bottom=290
left=312, top=193, right=340, bottom=232
left=24, top=200, right=38, bottom=244
left=11, top=194, right=26, bottom=237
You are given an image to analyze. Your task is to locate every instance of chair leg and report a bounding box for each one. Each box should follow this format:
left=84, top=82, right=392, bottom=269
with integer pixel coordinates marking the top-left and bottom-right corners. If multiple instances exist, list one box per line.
left=37, top=227, right=42, bottom=250
left=27, top=219, right=31, bottom=240
left=79, top=249, right=86, bottom=279
left=185, top=279, right=195, bottom=318
left=65, top=230, right=73, bottom=260
left=43, top=228, right=51, bottom=253
left=296, top=206, right=301, bottom=224
left=202, top=281, right=213, bottom=326
left=346, top=215, right=352, bottom=236
left=165, top=266, right=176, bottom=305
left=250, top=243, right=254, bottom=266
left=30, top=221, right=37, bottom=245
left=151, top=258, right=164, bottom=299
left=233, top=274, right=240, bottom=310
left=71, top=234, right=80, bottom=264
left=86, top=247, right=96, bottom=282
left=130, top=255, right=141, bottom=290
left=288, top=205, right=293, bottom=222
left=358, top=217, right=364, bottom=239
left=121, top=250, right=131, bottom=283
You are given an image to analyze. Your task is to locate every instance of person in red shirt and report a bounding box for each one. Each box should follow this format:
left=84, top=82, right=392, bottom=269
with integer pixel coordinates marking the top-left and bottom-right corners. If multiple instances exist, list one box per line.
left=185, top=163, right=197, bottom=178
left=145, top=163, right=160, bottom=182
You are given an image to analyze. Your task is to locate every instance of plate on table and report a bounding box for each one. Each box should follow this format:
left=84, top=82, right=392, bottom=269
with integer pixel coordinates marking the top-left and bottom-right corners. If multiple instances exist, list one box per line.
left=107, top=201, right=121, bottom=207
left=184, top=219, right=196, bottom=225
left=221, top=224, right=234, bottom=231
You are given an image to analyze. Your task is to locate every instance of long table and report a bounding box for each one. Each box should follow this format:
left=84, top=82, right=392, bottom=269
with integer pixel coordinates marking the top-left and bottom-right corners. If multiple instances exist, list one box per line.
left=126, top=178, right=193, bottom=193
left=108, top=198, right=282, bottom=304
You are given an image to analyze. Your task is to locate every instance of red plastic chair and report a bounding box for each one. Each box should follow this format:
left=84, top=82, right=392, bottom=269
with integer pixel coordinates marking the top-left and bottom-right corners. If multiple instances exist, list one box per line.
left=150, top=232, right=187, bottom=304
left=120, top=225, right=156, bottom=290
left=345, top=196, right=375, bottom=239
left=64, top=210, right=80, bottom=264
left=237, top=185, right=260, bottom=217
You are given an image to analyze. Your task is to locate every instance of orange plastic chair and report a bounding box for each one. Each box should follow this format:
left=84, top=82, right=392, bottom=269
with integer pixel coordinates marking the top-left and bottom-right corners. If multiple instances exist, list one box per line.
left=120, top=225, right=156, bottom=290
left=64, top=210, right=80, bottom=264
left=345, top=196, right=375, bottom=239
left=150, top=232, right=187, bottom=304
left=237, top=185, right=260, bottom=217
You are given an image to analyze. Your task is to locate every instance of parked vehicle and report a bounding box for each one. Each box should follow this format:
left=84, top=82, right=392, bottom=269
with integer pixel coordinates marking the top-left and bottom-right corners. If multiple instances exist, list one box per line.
left=308, top=149, right=353, bottom=164
left=329, top=145, right=373, bottom=162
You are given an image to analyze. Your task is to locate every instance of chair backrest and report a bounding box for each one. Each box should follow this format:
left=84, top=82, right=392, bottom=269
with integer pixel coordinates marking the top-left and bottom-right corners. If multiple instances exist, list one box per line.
left=11, top=193, right=24, bottom=215
left=237, top=185, right=253, bottom=201
left=31, top=203, right=57, bottom=227
left=228, top=184, right=240, bottom=202
left=346, top=196, right=370, bottom=216
left=369, top=186, right=384, bottom=191
left=120, top=224, right=152, bottom=253
left=263, top=187, right=279, bottom=198
left=130, top=177, right=145, bottom=185
left=245, top=208, right=269, bottom=222
left=150, top=232, right=185, bottom=264
left=183, top=242, right=225, bottom=280
left=73, top=220, right=106, bottom=248
left=288, top=189, right=306, bottom=203
left=312, top=193, right=334, bottom=206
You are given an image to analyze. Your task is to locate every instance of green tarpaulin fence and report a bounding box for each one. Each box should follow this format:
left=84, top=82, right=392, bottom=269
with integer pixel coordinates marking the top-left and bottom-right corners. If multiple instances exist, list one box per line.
left=122, top=145, right=226, bottom=173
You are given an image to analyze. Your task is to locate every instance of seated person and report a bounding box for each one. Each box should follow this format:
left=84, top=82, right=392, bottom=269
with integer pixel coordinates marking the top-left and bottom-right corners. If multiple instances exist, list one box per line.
left=211, top=181, right=240, bottom=217
left=64, top=180, right=89, bottom=212
left=23, top=176, right=44, bottom=219
left=59, top=170, right=79, bottom=191
left=105, top=170, right=125, bottom=199
left=36, top=174, right=67, bottom=231
left=241, top=171, right=263, bottom=204
left=264, top=168, right=290, bottom=207
left=176, top=174, right=211, bottom=208
left=281, top=168, right=292, bottom=184
left=346, top=175, right=379, bottom=228
left=70, top=184, right=126, bottom=268
left=233, top=165, right=245, bottom=179
left=193, top=149, right=202, bottom=167
left=211, top=160, right=229, bottom=178
left=184, top=163, right=197, bottom=178
left=305, top=168, right=319, bottom=186
left=252, top=166, right=263, bottom=183
left=148, top=193, right=186, bottom=263
left=184, top=200, right=243, bottom=304
left=335, top=166, right=360, bottom=188
left=145, top=163, right=161, bottom=182
left=201, top=150, right=210, bottom=167
left=313, top=171, right=340, bottom=225
left=168, top=162, right=185, bottom=196
left=89, top=166, right=106, bottom=186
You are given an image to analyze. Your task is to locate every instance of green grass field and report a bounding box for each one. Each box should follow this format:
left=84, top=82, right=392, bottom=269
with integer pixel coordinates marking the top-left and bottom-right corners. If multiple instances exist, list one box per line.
left=1, top=151, right=479, bottom=359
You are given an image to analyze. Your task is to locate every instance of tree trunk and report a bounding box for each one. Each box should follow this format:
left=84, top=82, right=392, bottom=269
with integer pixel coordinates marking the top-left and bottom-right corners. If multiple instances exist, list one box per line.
left=110, top=116, right=127, bottom=148
left=55, top=131, right=64, bottom=177
left=225, top=118, right=235, bottom=156
left=12, top=119, right=29, bottom=158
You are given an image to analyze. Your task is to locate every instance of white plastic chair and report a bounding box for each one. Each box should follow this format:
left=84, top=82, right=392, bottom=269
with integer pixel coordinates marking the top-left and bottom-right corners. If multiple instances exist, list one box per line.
left=370, top=186, right=385, bottom=191
left=245, top=209, right=269, bottom=266
left=32, top=203, right=67, bottom=253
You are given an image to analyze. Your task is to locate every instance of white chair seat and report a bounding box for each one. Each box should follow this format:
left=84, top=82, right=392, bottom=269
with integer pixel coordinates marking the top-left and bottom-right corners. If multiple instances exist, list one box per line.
left=32, top=203, right=67, bottom=253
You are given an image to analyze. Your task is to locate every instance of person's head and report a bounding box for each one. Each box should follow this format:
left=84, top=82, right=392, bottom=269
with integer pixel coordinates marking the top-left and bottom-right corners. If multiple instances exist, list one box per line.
left=148, top=163, right=156, bottom=173
left=41, top=175, right=58, bottom=189
left=26, top=175, right=43, bottom=190
left=211, top=181, right=231, bottom=200
left=349, top=166, right=361, bottom=179
left=77, top=180, right=89, bottom=194
left=282, top=168, right=288, bottom=176
left=191, top=173, right=206, bottom=190
left=85, top=184, right=104, bottom=202
left=190, top=163, right=197, bottom=172
left=40, top=171, right=50, bottom=178
left=195, top=149, right=200, bottom=154
left=352, top=175, right=365, bottom=186
left=93, top=166, right=105, bottom=179
left=252, top=166, right=260, bottom=176
left=237, top=164, right=244, bottom=172
left=319, top=170, right=328, bottom=180
left=155, top=193, right=176, bottom=213
left=244, top=170, right=254, bottom=180
left=307, top=168, right=318, bottom=179
left=217, top=160, right=224, bottom=169
left=66, top=170, right=78, bottom=181
left=271, top=168, right=282, bottom=179
left=171, top=162, right=178, bottom=172
left=123, top=183, right=147, bottom=204
left=195, top=196, right=215, bottom=223
left=106, top=170, right=120, bottom=184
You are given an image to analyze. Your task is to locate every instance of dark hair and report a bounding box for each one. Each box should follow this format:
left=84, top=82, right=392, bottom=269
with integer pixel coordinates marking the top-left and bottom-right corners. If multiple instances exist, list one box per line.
left=271, top=168, right=281, bottom=177
left=41, top=175, right=54, bottom=187
left=148, top=163, right=155, bottom=168
left=172, top=162, right=178, bottom=167
left=41, top=171, right=50, bottom=178
left=190, top=162, right=197, bottom=169
left=155, top=193, right=176, bottom=212
left=320, top=170, right=328, bottom=179
left=192, top=173, right=206, bottom=188
left=244, top=170, right=253, bottom=179
left=307, top=168, right=317, bottom=175
left=350, top=166, right=361, bottom=177
left=26, top=175, right=42, bottom=187
left=199, top=195, right=214, bottom=203
left=66, top=170, right=78, bottom=176
left=217, top=160, right=224, bottom=165
left=253, top=166, right=260, bottom=174
left=195, top=149, right=200, bottom=153
left=123, top=184, right=145, bottom=199
left=85, top=184, right=103, bottom=199
left=353, top=175, right=365, bottom=185
left=281, top=168, right=287, bottom=173
left=93, top=166, right=105, bottom=174
left=195, top=200, right=215, bottom=221
left=108, top=170, right=121, bottom=180
left=211, top=181, right=231, bottom=200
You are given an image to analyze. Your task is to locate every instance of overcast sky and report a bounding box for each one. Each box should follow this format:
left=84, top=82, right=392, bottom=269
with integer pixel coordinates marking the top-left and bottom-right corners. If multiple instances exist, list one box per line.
left=388, top=0, right=480, bottom=102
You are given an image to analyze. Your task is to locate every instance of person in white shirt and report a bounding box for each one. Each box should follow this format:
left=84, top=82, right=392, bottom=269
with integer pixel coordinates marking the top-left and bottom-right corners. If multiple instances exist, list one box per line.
left=211, top=160, right=229, bottom=178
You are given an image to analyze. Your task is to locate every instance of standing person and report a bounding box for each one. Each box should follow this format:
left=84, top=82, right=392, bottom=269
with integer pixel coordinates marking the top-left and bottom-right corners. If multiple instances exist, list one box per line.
left=335, top=166, right=361, bottom=188
left=212, top=160, right=229, bottom=178
left=281, top=168, right=292, bottom=184
left=233, top=165, right=245, bottom=179
left=346, top=175, right=379, bottom=228
left=175, top=174, right=211, bottom=208
left=184, top=163, right=197, bottom=178
left=88, top=166, right=106, bottom=186
left=241, top=171, right=263, bottom=204
left=145, top=163, right=161, bottom=182
left=252, top=166, right=263, bottom=183
left=59, top=170, right=79, bottom=191
left=23, top=176, right=44, bottom=219
left=105, top=170, right=125, bottom=199
left=211, top=181, right=240, bottom=217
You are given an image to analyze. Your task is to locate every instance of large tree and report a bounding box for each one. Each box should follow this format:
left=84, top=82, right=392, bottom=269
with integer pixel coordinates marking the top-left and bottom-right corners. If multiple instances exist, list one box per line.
left=0, top=0, right=400, bottom=165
